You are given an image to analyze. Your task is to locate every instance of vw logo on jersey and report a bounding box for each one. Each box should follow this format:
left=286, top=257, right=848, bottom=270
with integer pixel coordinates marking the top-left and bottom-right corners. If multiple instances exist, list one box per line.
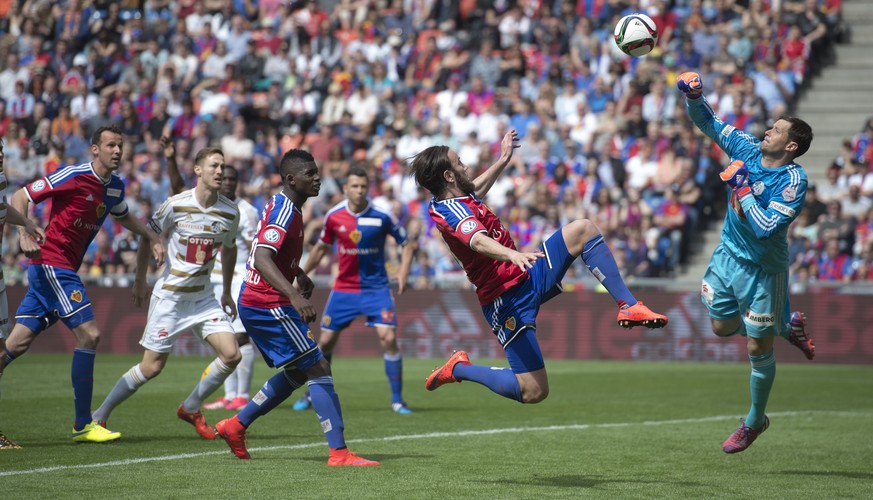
left=264, top=228, right=280, bottom=243
left=31, top=180, right=46, bottom=192
left=752, top=181, right=765, bottom=196
left=461, top=220, right=478, bottom=234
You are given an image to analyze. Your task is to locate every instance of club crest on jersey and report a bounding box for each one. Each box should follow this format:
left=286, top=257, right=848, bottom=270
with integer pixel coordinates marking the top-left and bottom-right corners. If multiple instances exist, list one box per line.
left=211, top=221, right=222, bottom=233
left=349, top=229, right=362, bottom=244
left=381, top=309, right=395, bottom=323
left=96, top=202, right=106, bottom=218
left=504, top=316, right=516, bottom=332
left=322, top=315, right=331, bottom=327
left=31, top=180, right=46, bottom=192
left=306, top=329, right=315, bottom=341
left=70, top=290, right=83, bottom=303
left=782, top=186, right=797, bottom=201
left=752, top=181, right=765, bottom=196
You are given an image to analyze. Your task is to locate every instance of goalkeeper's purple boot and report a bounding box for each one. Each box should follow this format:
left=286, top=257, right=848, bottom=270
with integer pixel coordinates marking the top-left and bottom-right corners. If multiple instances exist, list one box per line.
left=788, top=312, right=815, bottom=360
left=722, top=416, right=769, bottom=454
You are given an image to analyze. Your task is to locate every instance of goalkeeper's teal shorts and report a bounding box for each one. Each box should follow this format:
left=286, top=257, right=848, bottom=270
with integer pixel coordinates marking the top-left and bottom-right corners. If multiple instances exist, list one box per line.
left=699, top=244, right=790, bottom=338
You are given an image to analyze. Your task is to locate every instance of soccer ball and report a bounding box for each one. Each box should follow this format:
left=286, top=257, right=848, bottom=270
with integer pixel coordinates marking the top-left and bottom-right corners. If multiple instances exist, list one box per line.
left=614, top=13, right=658, bottom=57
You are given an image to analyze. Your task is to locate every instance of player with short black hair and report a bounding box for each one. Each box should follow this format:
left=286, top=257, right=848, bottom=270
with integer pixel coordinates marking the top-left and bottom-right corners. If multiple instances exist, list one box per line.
left=215, top=149, right=379, bottom=466
left=0, top=126, right=165, bottom=443
left=677, top=71, right=816, bottom=453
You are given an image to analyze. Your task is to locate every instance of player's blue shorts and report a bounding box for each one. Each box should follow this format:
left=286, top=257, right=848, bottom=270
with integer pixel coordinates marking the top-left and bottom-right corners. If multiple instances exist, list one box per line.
left=701, top=244, right=790, bottom=338
left=16, top=265, right=94, bottom=334
left=320, top=288, right=396, bottom=331
left=238, top=304, right=323, bottom=371
left=481, top=229, right=575, bottom=374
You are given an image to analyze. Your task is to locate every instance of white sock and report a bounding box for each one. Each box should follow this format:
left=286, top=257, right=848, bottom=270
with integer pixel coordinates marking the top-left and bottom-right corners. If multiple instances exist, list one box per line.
left=236, top=343, right=255, bottom=399
left=183, top=358, right=233, bottom=412
left=93, top=364, right=147, bottom=422
left=222, top=369, right=238, bottom=400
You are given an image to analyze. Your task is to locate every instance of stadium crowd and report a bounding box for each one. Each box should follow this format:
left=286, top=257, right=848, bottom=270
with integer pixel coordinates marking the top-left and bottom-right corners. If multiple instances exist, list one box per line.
left=0, top=0, right=847, bottom=289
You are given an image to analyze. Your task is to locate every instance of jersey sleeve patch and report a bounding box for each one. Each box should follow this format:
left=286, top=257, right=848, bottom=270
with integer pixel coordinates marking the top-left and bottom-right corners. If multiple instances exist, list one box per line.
left=460, top=219, right=478, bottom=234
left=263, top=228, right=281, bottom=243
left=721, top=124, right=736, bottom=137
left=768, top=201, right=796, bottom=217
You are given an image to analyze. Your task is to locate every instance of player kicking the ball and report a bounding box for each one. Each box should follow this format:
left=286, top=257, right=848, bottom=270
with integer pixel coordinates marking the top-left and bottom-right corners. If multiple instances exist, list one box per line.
left=677, top=71, right=815, bottom=453
left=92, top=148, right=242, bottom=440
left=411, top=130, right=667, bottom=407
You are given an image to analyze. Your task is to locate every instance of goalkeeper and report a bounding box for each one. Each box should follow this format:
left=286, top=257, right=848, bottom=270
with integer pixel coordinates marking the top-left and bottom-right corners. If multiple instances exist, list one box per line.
left=677, top=72, right=816, bottom=454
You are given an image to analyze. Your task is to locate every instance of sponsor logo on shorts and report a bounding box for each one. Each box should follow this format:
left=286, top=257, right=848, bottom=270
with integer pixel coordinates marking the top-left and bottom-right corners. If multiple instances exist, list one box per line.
left=263, top=228, right=280, bottom=243
left=701, top=280, right=714, bottom=304
left=460, top=220, right=478, bottom=234
left=157, top=328, right=169, bottom=338
left=31, top=180, right=46, bottom=192
left=70, top=290, right=83, bottom=303
left=745, top=310, right=775, bottom=326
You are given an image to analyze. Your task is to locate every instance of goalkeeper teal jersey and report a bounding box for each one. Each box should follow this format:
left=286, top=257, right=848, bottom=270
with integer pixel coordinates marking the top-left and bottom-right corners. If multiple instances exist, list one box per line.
left=687, top=97, right=807, bottom=274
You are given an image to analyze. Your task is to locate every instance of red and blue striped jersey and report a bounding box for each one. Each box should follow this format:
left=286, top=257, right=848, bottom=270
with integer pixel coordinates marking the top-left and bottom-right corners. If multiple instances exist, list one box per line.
left=25, top=162, right=128, bottom=271
left=429, top=194, right=527, bottom=305
left=320, top=200, right=407, bottom=292
left=239, top=192, right=305, bottom=308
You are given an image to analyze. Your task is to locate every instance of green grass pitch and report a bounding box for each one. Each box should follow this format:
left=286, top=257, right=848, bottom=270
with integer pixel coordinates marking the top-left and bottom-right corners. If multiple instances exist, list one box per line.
left=1, top=355, right=872, bottom=499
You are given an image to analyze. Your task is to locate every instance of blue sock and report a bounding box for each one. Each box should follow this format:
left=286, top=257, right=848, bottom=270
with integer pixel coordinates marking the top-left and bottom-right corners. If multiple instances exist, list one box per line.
left=453, top=363, right=522, bottom=402
left=745, top=350, right=776, bottom=429
left=238, top=371, right=301, bottom=427
left=71, top=348, right=96, bottom=431
left=299, top=352, right=334, bottom=401
left=384, top=353, right=403, bottom=404
left=581, top=234, right=637, bottom=307
left=4, top=348, right=15, bottom=366
left=308, top=375, right=345, bottom=449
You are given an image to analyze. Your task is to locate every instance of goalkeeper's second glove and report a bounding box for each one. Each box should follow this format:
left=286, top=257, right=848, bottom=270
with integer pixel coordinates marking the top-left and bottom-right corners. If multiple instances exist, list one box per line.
left=676, top=72, right=703, bottom=98
left=719, top=160, right=751, bottom=197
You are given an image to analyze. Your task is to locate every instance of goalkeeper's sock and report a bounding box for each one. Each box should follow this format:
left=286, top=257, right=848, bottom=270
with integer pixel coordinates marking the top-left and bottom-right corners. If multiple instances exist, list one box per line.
left=581, top=234, right=637, bottom=307
left=745, top=350, right=776, bottom=429
left=453, top=363, right=522, bottom=402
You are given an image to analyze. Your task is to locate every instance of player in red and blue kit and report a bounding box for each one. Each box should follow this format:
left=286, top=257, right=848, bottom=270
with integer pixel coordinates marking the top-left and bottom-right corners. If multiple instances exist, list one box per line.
left=291, top=166, right=414, bottom=415
left=215, top=149, right=379, bottom=466
left=0, top=126, right=165, bottom=444
left=411, top=131, right=667, bottom=407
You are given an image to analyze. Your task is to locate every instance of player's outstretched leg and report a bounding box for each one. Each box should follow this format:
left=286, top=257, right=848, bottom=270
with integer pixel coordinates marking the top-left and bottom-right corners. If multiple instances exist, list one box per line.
left=571, top=225, right=668, bottom=329
left=723, top=415, right=770, bottom=453
left=787, top=312, right=815, bottom=360
left=0, top=430, right=22, bottom=450
left=426, top=351, right=524, bottom=402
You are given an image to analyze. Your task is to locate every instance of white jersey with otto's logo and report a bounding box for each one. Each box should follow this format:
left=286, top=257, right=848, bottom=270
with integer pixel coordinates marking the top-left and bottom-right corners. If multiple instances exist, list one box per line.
left=149, top=189, right=240, bottom=300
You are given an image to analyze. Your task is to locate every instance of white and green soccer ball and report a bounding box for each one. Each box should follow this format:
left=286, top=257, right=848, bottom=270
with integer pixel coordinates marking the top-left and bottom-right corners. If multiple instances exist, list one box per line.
left=614, top=13, right=659, bottom=57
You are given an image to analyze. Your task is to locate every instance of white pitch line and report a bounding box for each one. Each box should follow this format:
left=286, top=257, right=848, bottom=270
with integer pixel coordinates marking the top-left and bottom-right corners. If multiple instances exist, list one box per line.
left=1, top=409, right=870, bottom=477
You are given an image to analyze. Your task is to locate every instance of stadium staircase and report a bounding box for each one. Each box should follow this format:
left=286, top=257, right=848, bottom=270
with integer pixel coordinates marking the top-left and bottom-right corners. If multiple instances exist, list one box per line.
left=679, top=0, right=873, bottom=281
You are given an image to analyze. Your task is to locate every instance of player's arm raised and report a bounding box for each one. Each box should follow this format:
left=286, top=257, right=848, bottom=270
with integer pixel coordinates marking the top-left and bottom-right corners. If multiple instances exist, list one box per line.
left=472, top=129, right=519, bottom=199
left=252, top=247, right=317, bottom=323
left=470, top=232, right=543, bottom=272
left=162, top=136, right=186, bottom=195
